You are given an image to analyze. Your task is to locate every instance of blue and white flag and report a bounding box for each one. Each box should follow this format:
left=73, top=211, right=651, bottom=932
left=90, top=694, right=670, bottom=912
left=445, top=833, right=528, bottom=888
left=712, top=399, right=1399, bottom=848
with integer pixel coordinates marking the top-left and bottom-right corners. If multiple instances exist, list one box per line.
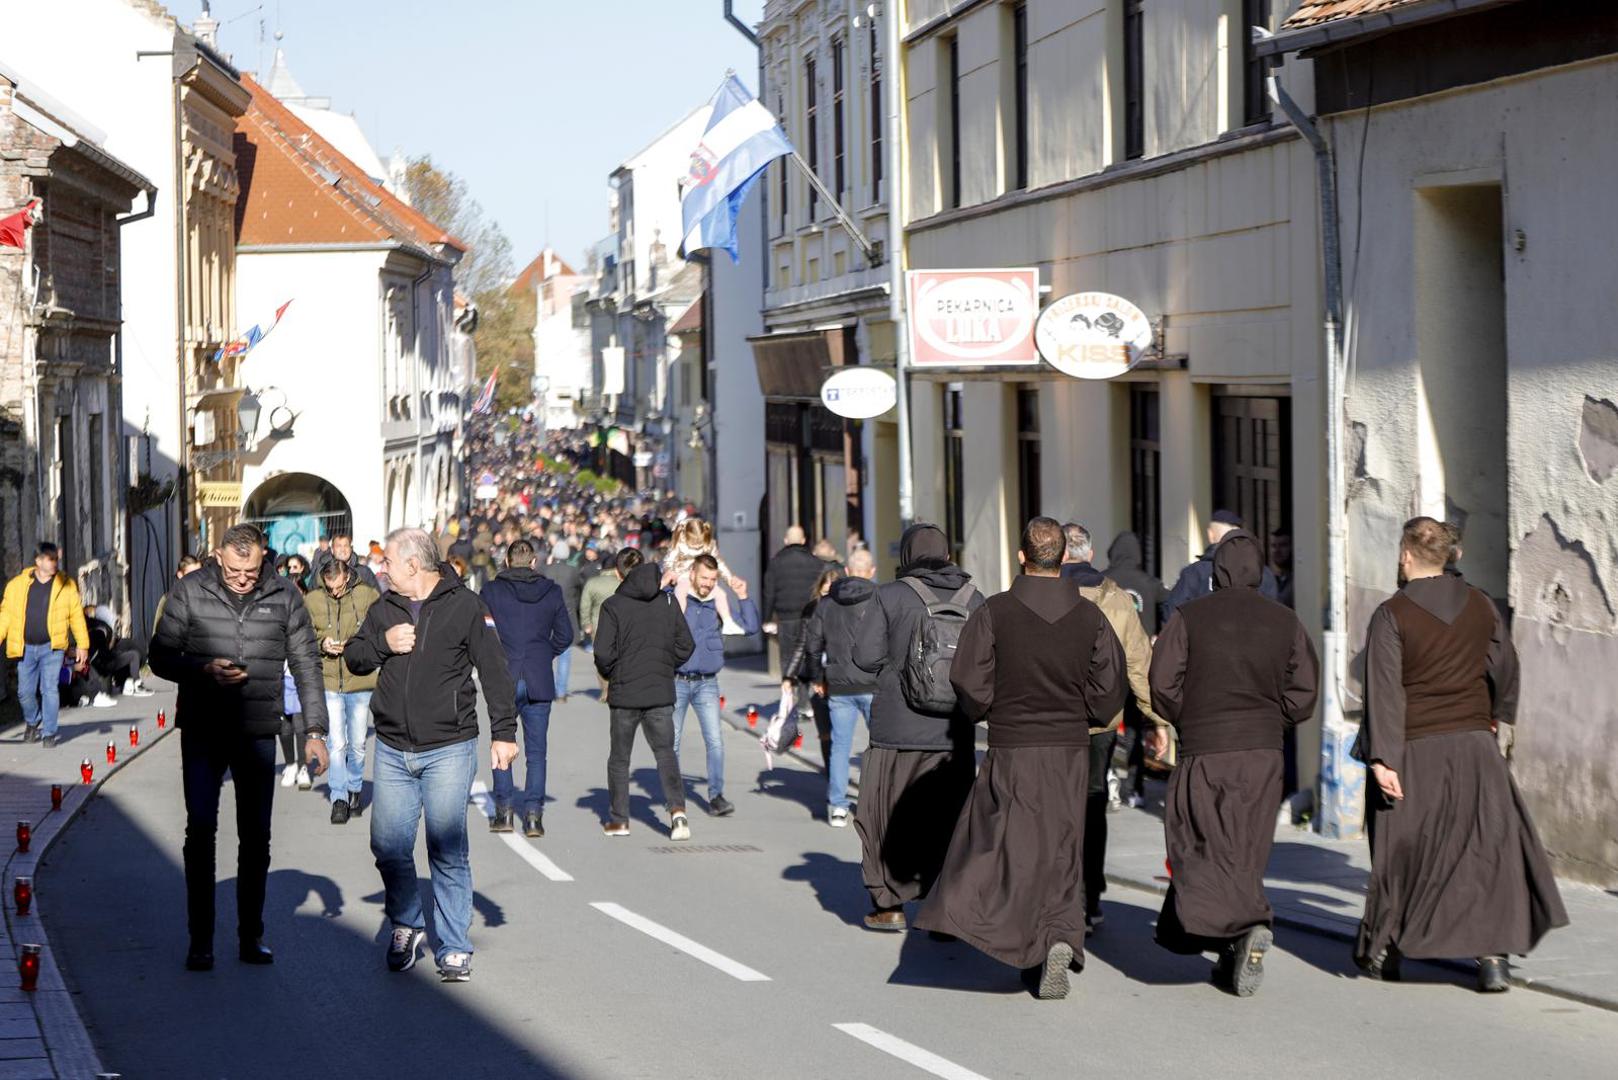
left=681, top=74, right=793, bottom=263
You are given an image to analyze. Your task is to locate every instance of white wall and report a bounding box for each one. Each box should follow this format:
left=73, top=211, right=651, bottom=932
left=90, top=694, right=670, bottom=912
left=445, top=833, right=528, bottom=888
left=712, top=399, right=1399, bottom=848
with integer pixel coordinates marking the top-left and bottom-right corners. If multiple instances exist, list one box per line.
left=236, top=249, right=387, bottom=538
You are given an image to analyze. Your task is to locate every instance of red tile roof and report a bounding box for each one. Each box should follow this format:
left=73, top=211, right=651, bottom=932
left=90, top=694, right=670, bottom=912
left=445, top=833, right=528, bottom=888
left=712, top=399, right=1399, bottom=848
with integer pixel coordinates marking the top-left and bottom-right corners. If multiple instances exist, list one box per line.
left=1282, top=0, right=1431, bottom=29
left=669, top=296, right=702, bottom=335
left=510, top=250, right=579, bottom=296
left=233, top=73, right=463, bottom=255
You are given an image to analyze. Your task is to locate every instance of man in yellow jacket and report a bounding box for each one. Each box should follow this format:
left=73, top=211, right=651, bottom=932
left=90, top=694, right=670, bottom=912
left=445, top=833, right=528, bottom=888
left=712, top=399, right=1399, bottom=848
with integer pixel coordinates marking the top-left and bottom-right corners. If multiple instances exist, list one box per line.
left=1, top=542, right=90, bottom=747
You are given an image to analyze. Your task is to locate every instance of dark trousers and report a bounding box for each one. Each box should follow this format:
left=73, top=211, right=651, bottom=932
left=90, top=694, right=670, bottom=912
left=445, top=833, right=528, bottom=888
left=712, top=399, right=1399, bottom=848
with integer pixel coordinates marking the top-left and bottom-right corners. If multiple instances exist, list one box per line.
left=1082, top=732, right=1116, bottom=915
left=607, top=705, right=685, bottom=825
left=277, top=711, right=307, bottom=767
left=181, top=726, right=278, bottom=947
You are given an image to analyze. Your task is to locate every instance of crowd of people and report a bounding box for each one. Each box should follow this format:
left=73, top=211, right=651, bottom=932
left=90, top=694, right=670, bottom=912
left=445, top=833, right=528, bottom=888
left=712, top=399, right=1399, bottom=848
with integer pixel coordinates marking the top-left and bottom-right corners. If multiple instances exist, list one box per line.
left=1, top=412, right=1568, bottom=1001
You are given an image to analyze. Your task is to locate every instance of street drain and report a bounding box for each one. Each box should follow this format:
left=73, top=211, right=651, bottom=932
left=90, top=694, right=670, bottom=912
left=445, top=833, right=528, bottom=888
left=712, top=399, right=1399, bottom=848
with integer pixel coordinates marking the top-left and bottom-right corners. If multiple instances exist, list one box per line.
left=645, top=844, right=764, bottom=854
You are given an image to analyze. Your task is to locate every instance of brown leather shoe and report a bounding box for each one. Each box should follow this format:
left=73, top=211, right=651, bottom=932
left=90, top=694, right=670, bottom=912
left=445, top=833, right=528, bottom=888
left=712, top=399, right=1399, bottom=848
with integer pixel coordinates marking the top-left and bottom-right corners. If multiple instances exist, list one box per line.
left=863, top=909, right=906, bottom=932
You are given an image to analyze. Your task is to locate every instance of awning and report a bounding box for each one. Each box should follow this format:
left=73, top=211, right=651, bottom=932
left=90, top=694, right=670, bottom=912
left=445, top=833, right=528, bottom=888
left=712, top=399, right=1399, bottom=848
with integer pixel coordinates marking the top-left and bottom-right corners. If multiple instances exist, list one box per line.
left=748, top=327, right=855, bottom=402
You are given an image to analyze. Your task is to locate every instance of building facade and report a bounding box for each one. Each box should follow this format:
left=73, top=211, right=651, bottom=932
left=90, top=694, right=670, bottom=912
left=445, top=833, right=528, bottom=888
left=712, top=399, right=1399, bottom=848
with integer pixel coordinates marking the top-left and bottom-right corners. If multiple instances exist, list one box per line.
left=894, top=0, right=1326, bottom=790
left=519, top=248, right=592, bottom=431
left=232, top=71, right=465, bottom=554
left=0, top=64, right=150, bottom=628
left=13, top=0, right=250, bottom=643
left=1266, top=0, right=1618, bottom=883
left=755, top=0, right=899, bottom=573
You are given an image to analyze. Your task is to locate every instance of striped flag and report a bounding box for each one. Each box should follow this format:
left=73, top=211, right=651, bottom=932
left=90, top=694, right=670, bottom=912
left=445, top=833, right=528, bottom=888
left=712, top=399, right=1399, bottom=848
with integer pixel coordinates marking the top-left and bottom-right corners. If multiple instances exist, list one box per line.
left=214, top=299, right=293, bottom=362
left=680, top=74, right=794, bottom=263
left=472, top=367, right=499, bottom=414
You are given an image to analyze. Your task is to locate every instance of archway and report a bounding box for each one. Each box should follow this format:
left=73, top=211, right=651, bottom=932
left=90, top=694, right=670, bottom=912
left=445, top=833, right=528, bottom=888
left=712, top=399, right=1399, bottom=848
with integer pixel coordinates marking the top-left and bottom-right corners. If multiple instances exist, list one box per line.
left=243, top=472, right=352, bottom=560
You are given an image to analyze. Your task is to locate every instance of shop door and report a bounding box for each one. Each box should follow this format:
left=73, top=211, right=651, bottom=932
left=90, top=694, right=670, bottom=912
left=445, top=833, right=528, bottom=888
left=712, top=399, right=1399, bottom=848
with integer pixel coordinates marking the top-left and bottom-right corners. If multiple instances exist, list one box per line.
left=1212, top=394, right=1290, bottom=564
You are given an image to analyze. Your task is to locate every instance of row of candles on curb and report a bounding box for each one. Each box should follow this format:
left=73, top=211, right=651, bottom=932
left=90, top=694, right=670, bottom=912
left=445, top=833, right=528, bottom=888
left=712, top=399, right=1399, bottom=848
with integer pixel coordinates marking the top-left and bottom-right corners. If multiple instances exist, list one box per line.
left=729, top=696, right=805, bottom=749
left=11, top=709, right=164, bottom=991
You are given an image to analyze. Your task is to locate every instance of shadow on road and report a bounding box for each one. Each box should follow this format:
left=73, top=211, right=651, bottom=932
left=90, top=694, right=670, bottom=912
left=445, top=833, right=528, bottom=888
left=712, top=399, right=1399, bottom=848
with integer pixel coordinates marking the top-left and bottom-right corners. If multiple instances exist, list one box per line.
left=885, top=924, right=1027, bottom=996
left=781, top=851, right=869, bottom=926
left=751, top=760, right=831, bottom=820
left=44, top=780, right=579, bottom=1078
left=575, top=766, right=678, bottom=832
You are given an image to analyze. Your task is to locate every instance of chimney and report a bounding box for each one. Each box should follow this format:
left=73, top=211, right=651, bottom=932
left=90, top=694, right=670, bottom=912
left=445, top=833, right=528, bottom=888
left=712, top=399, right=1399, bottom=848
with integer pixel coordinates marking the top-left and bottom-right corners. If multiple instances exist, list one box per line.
left=193, top=1, right=220, bottom=48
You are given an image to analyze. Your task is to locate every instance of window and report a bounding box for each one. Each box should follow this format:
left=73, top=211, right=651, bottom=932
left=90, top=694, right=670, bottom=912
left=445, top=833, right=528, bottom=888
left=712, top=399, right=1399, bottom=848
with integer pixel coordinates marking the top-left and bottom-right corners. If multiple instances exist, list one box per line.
left=870, top=22, right=883, bottom=202
left=777, top=92, right=789, bottom=234
left=832, top=38, right=846, bottom=202
left=54, top=416, right=75, bottom=565
left=1243, top=0, right=1272, bottom=125
left=1129, top=384, right=1161, bottom=578
left=1124, top=0, right=1145, bottom=160
left=1016, top=386, right=1040, bottom=525
left=943, top=385, right=966, bottom=560
left=1013, top=2, right=1029, bottom=190
left=806, top=57, right=819, bottom=222
left=87, top=413, right=104, bottom=554
left=1213, top=393, right=1291, bottom=570
left=947, top=37, right=962, bottom=208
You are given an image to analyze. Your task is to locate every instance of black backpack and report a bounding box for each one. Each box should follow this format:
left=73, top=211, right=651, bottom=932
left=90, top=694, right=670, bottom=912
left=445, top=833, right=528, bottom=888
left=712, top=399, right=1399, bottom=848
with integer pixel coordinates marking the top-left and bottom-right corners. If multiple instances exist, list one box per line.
left=898, top=577, right=977, bottom=715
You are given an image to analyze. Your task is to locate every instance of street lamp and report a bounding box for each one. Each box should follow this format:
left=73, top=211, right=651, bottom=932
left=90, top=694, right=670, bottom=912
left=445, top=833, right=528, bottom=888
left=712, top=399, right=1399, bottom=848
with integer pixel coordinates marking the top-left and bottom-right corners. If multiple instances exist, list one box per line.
left=236, top=390, right=262, bottom=444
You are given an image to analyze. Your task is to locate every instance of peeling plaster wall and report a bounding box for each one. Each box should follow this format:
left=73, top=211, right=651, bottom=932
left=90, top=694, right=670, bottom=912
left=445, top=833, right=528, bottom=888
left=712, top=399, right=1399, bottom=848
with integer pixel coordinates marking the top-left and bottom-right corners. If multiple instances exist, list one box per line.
left=1330, top=56, right=1618, bottom=883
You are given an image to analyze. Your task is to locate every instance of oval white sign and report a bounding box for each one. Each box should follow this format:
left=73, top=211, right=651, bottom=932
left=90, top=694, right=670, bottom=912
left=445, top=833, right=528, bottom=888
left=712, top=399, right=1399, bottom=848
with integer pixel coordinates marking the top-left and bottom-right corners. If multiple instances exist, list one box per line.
left=1035, top=291, right=1154, bottom=379
left=820, top=367, right=898, bottom=419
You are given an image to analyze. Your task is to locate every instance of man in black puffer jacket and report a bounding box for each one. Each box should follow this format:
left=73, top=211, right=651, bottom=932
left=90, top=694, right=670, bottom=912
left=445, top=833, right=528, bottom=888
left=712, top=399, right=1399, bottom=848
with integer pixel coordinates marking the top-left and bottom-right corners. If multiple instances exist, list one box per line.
left=593, top=558, right=695, bottom=840
left=794, top=547, right=880, bottom=827
left=850, top=523, right=984, bottom=930
left=150, top=523, right=327, bottom=972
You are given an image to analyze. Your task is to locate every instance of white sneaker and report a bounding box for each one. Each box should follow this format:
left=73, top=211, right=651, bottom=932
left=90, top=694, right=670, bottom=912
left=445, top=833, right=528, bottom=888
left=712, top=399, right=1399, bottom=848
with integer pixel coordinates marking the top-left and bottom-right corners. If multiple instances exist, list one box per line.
left=721, top=616, right=749, bottom=636
left=1126, top=793, right=1147, bottom=809
left=669, top=812, right=691, bottom=841
left=828, top=806, right=850, bottom=828
left=280, top=766, right=299, bottom=788
left=296, top=766, right=313, bottom=790
left=90, top=692, right=117, bottom=708
left=124, top=679, right=155, bottom=697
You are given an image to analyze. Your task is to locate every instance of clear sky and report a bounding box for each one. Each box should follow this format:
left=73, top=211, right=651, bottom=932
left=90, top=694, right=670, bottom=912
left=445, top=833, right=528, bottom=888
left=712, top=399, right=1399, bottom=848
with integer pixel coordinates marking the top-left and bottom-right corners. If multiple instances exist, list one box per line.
left=212, top=0, right=762, bottom=275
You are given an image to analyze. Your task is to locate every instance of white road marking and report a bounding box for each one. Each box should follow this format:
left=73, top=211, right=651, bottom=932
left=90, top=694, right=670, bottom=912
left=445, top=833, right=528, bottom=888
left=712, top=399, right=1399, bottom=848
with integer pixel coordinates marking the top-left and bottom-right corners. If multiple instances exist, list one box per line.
left=833, top=1024, right=993, bottom=1080
left=467, top=781, right=574, bottom=882
left=589, top=901, right=771, bottom=982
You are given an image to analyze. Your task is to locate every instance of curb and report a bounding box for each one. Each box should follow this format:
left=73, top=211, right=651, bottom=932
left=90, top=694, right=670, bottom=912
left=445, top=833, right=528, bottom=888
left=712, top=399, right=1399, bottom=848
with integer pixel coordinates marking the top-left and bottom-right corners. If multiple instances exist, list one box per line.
left=3, top=710, right=175, bottom=1079
left=1102, top=870, right=1618, bottom=1013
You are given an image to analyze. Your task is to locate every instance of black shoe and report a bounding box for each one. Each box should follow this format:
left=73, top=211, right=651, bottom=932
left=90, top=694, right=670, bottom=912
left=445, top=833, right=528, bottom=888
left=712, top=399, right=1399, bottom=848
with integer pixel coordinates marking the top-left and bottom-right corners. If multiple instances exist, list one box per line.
left=708, top=795, right=735, bottom=817
left=490, top=805, right=515, bottom=833
left=330, top=800, right=351, bottom=825
left=185, top=949, right=214, bottom=972
left=1478, top=955, right=1510, bottom=993
left=1227, top=926, right=1273, bottom=997
left=22, top=725, right=39, bottom=744
left=387, top=927, right=426, bottom=972
left=347, top=791, right=363, bottom=817
left=41, top=735, right=58, bottom=749
left=523, top=810, right=545, bottom=838
left=1358, top=946, right=1403, bottom=982
left=238, top=939, right=274, bottom=965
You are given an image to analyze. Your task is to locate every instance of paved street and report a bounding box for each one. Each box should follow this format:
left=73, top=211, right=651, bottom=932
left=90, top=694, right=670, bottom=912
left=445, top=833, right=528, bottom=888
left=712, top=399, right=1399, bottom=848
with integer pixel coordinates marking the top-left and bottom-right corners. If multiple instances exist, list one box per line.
left=32, top=660, right=1618, bottom=1080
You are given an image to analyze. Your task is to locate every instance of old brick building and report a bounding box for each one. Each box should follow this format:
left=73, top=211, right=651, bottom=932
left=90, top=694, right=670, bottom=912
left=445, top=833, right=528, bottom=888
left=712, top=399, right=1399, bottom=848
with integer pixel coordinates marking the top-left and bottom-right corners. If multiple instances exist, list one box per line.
left=0, top=64, right=153, bottom=620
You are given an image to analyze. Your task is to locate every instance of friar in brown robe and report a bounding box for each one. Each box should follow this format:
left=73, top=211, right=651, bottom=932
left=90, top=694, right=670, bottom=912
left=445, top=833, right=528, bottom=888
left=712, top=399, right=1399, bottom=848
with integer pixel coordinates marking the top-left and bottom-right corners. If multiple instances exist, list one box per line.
left=915, top=517, right=1126, bottom=1000
left=1148, top=529, right=1319, bottom=996
left=1355, top=516, right=1567, bottom=993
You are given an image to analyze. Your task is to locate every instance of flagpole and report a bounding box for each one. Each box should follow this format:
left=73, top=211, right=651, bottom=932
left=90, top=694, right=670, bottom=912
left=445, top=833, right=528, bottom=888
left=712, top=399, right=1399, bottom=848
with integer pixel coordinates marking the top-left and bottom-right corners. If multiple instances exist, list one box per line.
left=788, top=151, right=878, bottom=266
left=885, top=1, right=915, bottom=530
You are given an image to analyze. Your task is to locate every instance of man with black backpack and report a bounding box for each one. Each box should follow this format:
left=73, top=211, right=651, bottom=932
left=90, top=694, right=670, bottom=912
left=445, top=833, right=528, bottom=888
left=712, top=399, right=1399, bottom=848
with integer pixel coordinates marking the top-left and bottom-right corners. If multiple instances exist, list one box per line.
left=850, top=523, right=984, bottom=931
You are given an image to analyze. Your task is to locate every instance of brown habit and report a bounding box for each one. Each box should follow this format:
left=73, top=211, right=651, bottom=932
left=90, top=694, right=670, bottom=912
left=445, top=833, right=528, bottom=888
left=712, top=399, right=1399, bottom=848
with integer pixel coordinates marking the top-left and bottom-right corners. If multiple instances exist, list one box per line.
left=1148, top=532, right=1319, bottom=952
left=1355, top=574, right=1566, bottom=963
left=914, top=574, right=1127, bottom=969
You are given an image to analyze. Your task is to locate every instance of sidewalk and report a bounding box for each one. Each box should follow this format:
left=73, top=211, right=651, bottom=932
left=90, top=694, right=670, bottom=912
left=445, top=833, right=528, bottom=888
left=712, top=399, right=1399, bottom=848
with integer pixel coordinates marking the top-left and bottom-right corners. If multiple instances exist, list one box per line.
left=1, top=680, right=178, bottom=1079
left=710, top=659, right=1618, bottom=1012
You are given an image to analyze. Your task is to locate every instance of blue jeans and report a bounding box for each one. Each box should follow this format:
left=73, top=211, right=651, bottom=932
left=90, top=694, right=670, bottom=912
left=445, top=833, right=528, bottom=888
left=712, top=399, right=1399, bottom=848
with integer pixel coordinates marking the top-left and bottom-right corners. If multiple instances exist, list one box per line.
left=17, top=644, right=65, bottom=737
left=554, top=646, right=574, bottom=698
left=827, top=693, right=873, bottom=810
left=370, top=739, right=477, bottom=960
left=671, top=675, right=723, bottom=800
left=491, top=680, right=552, bottom=812
left=324, top=690, right=372, bottom=801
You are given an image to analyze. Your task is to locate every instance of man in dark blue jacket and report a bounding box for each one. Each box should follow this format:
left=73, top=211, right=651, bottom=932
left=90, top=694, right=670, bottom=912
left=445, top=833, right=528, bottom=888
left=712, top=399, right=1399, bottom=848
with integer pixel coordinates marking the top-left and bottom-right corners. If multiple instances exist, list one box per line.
left=672, top=553, right=760, bottom=817
left=1162, top=510, right=1280, bottom=624
left=482, top=538, right=573, bottom=837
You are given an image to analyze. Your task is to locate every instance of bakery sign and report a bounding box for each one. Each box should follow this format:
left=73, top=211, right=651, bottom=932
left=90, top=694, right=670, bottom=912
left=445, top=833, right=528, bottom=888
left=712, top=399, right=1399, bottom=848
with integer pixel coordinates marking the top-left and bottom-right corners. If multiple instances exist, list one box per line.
left=1035, top=291, right=1154, bottom=379
left=906, top=268, right=1040, bottom=367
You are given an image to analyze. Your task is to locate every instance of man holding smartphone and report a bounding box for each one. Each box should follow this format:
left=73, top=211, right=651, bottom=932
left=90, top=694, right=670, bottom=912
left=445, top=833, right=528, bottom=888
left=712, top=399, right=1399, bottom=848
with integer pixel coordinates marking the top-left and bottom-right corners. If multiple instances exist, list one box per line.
left=150, top=524, right=328, bottom=973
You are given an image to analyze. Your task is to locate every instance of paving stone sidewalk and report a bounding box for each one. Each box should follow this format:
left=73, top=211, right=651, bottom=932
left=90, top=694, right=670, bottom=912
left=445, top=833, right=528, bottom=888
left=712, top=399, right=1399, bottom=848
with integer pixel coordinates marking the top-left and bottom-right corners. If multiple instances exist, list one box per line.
left=2, top=680, right=178, bottom=1079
